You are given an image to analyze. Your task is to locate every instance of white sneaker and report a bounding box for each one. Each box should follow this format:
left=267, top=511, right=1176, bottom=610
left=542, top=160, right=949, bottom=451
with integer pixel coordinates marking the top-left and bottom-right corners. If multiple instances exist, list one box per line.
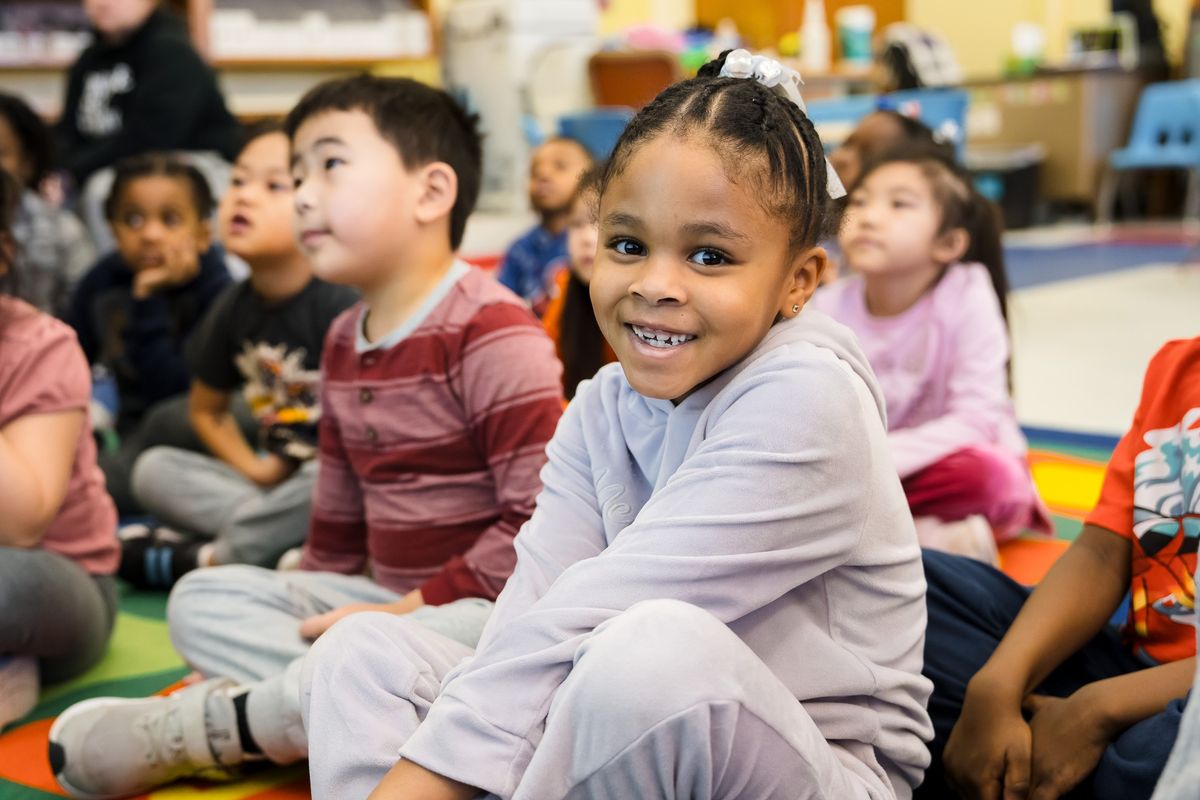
left=49, top=678, right=244, bottom=799
left=914, top=515, right=1000, bottom=566
left=275, top=547, right=303, bottom=571
left=0, top=655, right=39, bottom=729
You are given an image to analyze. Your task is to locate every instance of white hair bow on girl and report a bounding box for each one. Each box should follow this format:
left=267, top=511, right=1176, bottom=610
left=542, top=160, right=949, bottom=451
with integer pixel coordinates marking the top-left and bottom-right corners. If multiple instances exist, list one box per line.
left=718, top=49, right=847, bottom=200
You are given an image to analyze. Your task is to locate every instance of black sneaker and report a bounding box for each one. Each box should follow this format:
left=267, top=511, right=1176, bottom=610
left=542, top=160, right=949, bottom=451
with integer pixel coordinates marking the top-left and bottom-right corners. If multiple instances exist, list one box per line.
left=118, top=530, right=200, bottom=591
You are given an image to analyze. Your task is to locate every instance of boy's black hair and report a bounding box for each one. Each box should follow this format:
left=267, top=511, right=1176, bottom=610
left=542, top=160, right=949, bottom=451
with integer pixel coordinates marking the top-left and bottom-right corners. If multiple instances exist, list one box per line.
left=557, top=165, right=605, bottom=399
left=235, top=118, right=287, bottom=159
left=104, top=153, right=216, bottom=221
left=874, top=110, right=955, bottom=163
left=284, top=74, right=483, bottom=250
left=0, top=92, right=54, bottom=187
left=537, top=135, right=595, bottom=164
left=601, top=50, right=835, bottom=251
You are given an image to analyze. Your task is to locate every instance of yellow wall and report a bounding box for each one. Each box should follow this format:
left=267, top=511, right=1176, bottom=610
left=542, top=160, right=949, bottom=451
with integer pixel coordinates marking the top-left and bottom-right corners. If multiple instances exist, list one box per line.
left=599, top=0, right=696, bottom=35
left=1155, top=0, right=1194, bottom=65
left=908, top=0, right=1108, bottom=78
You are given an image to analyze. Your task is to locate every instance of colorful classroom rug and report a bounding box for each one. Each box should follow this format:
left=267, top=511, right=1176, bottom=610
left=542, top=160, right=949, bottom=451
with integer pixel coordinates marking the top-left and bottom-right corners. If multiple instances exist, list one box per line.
left=0, top=432, right=1117, bottom=799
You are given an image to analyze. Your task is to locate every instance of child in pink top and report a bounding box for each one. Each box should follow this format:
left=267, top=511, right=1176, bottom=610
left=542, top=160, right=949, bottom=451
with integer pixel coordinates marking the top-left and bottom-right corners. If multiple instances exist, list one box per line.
left=812, top=148, right=1049, bottom=561
left=0, top=172, right=119, bottom=729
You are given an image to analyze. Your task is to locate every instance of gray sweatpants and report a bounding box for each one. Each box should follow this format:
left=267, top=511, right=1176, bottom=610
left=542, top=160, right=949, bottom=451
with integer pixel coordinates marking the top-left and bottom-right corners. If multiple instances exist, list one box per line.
left=0, top=547, right=117, bottom=683
left=132, top=447, right=318, bottom=568
left=301, top=599, right=888, bottom=800
left=167, top=565, right=493, bottom=765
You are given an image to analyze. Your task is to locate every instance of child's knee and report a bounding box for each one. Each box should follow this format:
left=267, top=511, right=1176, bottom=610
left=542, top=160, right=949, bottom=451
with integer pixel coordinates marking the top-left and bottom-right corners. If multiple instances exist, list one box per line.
left=166, top=565, right=270, bottom=639
left=129, top=446, right=177, bottom=498
left=569, top=600, right=738, bottom=717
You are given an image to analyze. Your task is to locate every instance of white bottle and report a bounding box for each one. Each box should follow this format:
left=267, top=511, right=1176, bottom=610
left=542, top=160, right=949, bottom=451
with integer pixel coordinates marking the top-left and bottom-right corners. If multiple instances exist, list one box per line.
left=801, top=0, right=831, bottom=73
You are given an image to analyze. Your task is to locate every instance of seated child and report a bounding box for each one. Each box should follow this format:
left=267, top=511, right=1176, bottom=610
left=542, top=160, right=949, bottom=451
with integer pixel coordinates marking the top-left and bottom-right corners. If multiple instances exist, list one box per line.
left=118, top=122, right=357, bottom=589
left=0, top=171, right=118, bottom=729
left=48, top=74, right=565, bottom=798
left=0, top=92, right=95, bottom=316
left=496, top=136, right=593, bottom=313
left=923, top=337, right=1199, bottom=800
left=299, top=50, right=932, bottom=798
left=67, top=153, right=232, bottom=514
left=57, top=0, right=240, bottom=246
left=828, top=110, right=954, bottom=196
left=812, top=148, right=1049, bottom=562
left=541, top=166, right=616, bottom=399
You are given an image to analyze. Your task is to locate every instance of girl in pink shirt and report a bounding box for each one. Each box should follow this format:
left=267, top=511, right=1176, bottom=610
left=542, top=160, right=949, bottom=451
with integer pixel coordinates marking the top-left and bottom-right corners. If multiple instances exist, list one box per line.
left=0, top=171, right=119, bottom=730
left=812, top=149, right=1049, bottom=562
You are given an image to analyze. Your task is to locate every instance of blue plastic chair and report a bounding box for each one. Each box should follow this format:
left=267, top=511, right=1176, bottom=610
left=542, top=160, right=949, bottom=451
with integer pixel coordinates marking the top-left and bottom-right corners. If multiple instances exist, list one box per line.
left=1097, top=79, right=1200, bottom=222
left=806, top=88, right=969, bottom=159
left=557, top=107, right=636, bottom=161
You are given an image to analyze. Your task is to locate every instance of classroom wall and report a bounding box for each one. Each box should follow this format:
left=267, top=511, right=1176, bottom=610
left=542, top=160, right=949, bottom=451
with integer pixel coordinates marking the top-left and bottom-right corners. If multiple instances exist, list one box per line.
left=1154, top=0, right=1194, bottom=65
left=908, top=0, right=1108, bottom=78
left=599, top=0, right=696, bottom=34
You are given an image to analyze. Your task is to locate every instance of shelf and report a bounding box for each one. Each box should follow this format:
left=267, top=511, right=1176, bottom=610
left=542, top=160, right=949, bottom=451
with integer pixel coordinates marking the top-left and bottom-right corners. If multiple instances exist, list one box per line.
left=213, top=55, right=433, bottom=70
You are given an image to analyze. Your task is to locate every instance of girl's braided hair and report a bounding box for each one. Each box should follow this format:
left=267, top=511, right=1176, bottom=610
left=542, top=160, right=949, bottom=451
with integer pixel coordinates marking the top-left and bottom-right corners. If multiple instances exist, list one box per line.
left=601, top=50, right=837, bottom=251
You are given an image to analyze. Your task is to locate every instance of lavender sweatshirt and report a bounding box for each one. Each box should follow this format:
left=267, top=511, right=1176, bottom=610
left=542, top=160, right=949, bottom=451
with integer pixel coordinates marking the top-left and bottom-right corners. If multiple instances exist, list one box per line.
left=811, top=263, right=1028, bottom=479
left=401, top=309, right=934, bottom=798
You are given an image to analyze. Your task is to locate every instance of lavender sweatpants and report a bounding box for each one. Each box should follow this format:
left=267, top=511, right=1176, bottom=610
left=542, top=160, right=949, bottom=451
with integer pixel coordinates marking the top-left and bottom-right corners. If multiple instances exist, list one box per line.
left=301, top=599, right=894, bottom=800
left=168, top=565, right=493, bottom=765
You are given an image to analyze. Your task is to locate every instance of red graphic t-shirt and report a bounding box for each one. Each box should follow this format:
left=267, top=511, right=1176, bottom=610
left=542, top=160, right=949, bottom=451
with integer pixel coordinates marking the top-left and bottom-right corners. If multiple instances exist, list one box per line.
left=1086, top=338, right=1200, bottom=664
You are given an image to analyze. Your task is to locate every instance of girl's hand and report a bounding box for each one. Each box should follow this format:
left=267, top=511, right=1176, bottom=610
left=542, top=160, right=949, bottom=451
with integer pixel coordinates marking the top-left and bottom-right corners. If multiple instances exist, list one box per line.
left=299, top=590, right=425, bottom=640
left=368, top=760, right=477, bottom=800
left=1024, top=692, right=1115, bottom=800
left=943, top=678, right=1032, bottom=800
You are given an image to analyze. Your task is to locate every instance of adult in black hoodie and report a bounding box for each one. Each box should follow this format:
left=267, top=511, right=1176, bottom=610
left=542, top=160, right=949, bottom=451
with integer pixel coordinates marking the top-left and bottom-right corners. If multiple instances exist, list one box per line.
left=57, top=1, right=241, bottom=187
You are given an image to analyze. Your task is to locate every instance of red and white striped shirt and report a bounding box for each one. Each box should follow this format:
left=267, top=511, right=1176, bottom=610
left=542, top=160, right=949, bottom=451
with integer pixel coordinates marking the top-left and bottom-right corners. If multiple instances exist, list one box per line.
left=300, top=263, right=564, bottom=603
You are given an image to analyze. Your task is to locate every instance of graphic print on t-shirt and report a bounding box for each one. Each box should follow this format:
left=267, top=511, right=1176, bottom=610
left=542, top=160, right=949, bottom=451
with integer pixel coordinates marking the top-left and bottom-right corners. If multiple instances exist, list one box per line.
left=234, top=341, right=321, bottom=461
left=78, top=64, right=133, bottom=137
left=1128, top=406, right=1199, bottom=662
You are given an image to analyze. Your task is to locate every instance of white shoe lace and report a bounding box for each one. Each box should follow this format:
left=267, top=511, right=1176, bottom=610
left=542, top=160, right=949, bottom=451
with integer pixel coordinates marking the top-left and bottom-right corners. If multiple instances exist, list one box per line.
left=137, top=703, right=187, bottom=768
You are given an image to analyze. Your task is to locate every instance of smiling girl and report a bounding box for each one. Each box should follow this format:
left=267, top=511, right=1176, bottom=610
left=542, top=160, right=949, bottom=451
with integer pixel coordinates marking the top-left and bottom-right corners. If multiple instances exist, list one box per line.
left=291, top=49, right=934, bottom=800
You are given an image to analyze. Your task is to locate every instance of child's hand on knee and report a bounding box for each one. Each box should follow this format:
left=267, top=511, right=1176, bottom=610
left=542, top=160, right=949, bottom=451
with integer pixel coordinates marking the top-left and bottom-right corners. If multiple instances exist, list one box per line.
left=299, top=590, right=424, bottom=640
left=944, top=676, right=1031, bottom=800
left=300, top=602, right=390, bottom=640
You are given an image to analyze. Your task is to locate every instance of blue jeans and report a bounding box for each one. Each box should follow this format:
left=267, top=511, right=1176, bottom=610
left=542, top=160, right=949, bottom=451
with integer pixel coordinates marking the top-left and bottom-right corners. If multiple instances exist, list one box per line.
left=920, top=549, right=1188, bottom=800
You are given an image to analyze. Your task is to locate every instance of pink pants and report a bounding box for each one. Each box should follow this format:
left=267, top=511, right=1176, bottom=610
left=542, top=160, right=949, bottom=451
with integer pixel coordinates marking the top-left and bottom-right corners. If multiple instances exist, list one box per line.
left=901, top=445, right=1050, bottom=542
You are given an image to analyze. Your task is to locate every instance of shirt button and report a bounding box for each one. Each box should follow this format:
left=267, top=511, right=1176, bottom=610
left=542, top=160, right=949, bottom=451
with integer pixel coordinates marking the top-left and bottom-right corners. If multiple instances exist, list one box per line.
left=360, top=388, right=373, bottom=404
left=362, top=355, right=376, bottom=367
left=365, top=426, right=378, bottom=442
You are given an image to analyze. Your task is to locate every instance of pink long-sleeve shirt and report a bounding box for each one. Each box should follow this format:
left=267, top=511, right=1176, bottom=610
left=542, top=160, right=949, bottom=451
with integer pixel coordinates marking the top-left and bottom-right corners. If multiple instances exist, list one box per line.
left=811, top=262, right=1029, bottom=479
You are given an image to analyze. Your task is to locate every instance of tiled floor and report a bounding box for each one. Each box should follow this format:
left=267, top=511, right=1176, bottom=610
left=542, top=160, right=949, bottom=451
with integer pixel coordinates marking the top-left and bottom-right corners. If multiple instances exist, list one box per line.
left=1008, top=223, right=1200, bottom=435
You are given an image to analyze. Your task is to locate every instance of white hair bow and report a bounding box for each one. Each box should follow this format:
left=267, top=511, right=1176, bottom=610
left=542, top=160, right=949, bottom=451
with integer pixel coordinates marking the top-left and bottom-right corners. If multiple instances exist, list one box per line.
left=719, top=49, right=847, bottom=200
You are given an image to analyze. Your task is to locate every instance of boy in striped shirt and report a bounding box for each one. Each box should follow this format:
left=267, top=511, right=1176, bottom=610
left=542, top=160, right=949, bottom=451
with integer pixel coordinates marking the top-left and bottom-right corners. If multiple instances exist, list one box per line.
left=49, top=75, right=565, bottom=798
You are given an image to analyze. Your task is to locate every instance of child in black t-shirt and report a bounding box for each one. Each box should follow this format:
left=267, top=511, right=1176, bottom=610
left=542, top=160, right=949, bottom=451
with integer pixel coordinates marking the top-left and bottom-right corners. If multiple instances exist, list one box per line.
left=119, top=124, right=356, bottom=589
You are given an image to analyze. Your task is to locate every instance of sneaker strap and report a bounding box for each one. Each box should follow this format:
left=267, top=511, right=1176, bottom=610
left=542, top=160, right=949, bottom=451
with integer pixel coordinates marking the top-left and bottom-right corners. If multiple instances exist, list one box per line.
left=201, top=681, right=246, bottom=768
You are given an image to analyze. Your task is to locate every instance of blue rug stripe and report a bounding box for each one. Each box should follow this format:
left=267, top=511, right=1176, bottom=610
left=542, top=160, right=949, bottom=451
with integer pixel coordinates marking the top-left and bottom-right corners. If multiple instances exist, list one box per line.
left=1005, top=243, right=1193, bottom=289
left=1022, top=425, right=1121, bottom=451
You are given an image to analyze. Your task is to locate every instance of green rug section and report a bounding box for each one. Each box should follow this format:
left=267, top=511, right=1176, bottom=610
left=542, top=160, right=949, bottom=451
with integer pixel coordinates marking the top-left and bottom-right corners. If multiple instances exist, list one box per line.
left=13, top=586, right=183, bottom=729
